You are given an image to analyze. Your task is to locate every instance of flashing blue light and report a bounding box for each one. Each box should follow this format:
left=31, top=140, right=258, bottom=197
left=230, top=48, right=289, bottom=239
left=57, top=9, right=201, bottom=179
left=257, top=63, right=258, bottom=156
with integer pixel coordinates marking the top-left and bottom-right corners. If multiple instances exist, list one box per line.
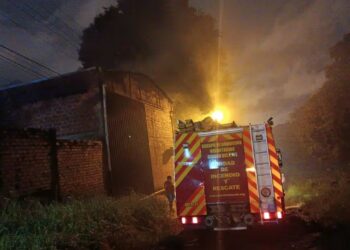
left=184, top=148, right=191, bottom=158
left=209, top=159, right=220, bottom=169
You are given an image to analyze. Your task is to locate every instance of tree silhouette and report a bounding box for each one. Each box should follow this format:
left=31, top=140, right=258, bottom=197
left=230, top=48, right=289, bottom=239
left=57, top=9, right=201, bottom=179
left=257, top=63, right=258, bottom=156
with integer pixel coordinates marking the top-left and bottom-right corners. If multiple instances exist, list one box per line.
left=79, top=0, right=220, bottom=115
left=292, top=33, right=350, bottom=164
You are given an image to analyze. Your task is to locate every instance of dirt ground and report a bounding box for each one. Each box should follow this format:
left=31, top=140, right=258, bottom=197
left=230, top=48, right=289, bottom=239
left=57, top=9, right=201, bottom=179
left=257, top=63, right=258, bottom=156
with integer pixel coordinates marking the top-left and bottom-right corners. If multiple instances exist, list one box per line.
left=157, top=213, right=350, bottom=250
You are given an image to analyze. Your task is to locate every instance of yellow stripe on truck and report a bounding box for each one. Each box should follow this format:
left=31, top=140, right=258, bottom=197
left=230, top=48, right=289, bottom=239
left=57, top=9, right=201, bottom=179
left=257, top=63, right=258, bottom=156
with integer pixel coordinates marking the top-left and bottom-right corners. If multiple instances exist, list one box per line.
left=243, top=128, right=260, bottom=214
left=175, top=166, right=192, bottom=188
left=266, top=124, right=284, bottom=213
left=191, top=199, right=206, bottom=215
left=175, top=133, right=187, bottom=148
left=175, top=148, right=184, bottom=162
left=180, top=188, right=204, bottom=216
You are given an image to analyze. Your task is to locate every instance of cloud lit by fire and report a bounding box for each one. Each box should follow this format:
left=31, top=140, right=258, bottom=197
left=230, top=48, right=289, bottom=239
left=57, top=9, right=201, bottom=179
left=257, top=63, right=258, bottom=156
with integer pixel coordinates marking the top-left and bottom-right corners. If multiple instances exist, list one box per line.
left=192, top=0, right=350, bottom=124
left=1, top=0, right=350, bottom=126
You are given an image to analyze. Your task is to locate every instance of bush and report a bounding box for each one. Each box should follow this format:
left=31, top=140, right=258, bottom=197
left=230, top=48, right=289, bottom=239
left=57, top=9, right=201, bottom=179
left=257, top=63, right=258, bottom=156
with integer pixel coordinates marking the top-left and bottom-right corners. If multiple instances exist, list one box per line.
left=285, top=170, right=350, bottom=226
left=0, top=194, right=181, bottom=249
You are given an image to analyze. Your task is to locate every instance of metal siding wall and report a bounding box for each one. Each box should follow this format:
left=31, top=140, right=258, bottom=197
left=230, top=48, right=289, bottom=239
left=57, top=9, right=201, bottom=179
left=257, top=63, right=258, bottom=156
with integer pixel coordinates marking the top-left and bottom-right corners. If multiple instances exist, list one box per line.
left=106, top=92, right=154, bottom=195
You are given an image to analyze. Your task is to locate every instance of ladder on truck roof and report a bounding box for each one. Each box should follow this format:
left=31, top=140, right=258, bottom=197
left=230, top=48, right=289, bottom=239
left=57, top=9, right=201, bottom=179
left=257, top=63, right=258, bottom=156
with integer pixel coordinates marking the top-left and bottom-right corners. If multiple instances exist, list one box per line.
left=250, top=124, right=278, bottom=223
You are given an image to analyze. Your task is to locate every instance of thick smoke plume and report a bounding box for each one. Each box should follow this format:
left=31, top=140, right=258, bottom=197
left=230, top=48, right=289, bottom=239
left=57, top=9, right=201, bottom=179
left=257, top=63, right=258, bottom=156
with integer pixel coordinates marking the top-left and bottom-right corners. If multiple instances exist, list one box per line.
left=79, top=0, right=231, bottom=120
left=2, top=0, right=350, bottom=124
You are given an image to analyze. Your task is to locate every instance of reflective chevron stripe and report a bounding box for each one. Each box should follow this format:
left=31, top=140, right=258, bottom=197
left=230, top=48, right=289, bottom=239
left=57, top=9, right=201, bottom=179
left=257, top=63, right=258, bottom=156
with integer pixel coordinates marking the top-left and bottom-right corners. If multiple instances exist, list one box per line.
left=174, top=132, right=202, bottom=188
left=243, top=127, right=260, bottom=214
left=266, top=125, right=284, bottom=212
left=179, top=185, right=207, bottom=216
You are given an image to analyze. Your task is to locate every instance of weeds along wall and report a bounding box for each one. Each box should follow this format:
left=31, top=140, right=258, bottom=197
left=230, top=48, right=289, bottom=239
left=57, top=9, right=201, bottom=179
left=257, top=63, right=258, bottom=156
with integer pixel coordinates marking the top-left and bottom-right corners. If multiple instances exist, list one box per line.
left=0, top=129, right=104, bottom=198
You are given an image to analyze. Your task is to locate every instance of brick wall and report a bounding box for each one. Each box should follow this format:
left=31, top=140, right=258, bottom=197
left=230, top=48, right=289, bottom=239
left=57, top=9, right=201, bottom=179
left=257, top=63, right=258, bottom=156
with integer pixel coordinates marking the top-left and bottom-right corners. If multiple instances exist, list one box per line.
left=0, top=87, right=102, bottom=140
left=0, top=129, right=52, bottom=196
left=57, top=140, right=104, bottom=196
left=144, top=105, right=174, bottom=190
left=0, top=129, right=104, bottom=198
left=0, top=70, right=174, bottom=194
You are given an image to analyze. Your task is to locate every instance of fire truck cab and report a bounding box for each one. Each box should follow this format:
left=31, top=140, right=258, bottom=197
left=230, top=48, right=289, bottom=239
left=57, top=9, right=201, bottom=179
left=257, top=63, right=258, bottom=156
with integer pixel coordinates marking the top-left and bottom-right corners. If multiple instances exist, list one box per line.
left=174, top=118, right=285, bottom=230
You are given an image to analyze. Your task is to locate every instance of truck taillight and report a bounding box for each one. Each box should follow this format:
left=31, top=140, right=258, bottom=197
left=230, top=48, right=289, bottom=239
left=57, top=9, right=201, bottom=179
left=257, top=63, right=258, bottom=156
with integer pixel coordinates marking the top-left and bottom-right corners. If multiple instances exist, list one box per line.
left=277, top=211, right=283, bottom=219
left=192, top=217, right=199, bottom=224
left=263, top=212, right=270, bottom=220
left=181, top=217, right=187, bottom=224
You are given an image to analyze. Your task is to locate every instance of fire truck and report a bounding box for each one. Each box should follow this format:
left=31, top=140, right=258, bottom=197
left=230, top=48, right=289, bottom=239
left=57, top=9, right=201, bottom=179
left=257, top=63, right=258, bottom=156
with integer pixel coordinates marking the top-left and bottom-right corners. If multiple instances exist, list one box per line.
left=174, top=117, right=285, bottom=230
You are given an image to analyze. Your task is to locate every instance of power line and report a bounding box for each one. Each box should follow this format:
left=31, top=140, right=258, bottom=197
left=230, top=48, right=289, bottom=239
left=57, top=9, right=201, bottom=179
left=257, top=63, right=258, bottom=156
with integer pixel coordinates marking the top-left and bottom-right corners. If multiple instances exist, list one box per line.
left=0, top=11, right=78, bottom=61
left=31, top=1, right=84, bottom=32
left=29, top=2, right=82, bottom=39
left=0, top=63, right=36, bottom=85
left=0, top=75, right=12, bottom=83
left=0, top=44, right=60, bottom=76
left=0, top=2, right=86, bottom=84
left=8, top=0, right=80, bottom=50
left=0, top=9, right=26, bottom=29
left=0, top=53, right=48, bottom=78
left=23, top=1, right=81, bottom=44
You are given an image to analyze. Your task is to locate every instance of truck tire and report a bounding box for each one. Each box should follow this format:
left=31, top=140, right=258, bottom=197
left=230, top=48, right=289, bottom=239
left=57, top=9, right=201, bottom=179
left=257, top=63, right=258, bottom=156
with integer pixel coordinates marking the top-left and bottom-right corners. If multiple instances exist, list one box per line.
left=205, top=216, right=216, bottom=228
left=243, top=214, right=255, bottom=226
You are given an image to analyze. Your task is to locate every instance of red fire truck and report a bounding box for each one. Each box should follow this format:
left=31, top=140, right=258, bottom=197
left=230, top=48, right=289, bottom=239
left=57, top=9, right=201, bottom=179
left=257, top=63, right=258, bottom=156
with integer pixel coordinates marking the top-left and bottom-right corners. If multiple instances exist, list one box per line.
left=174, top=117, right=285, bottom=230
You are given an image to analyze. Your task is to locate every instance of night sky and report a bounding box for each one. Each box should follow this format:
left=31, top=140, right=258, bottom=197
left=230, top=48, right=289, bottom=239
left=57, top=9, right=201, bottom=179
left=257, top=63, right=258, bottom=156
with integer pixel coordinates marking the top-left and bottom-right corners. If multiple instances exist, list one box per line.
left=1, top=0, right=350, bottom=124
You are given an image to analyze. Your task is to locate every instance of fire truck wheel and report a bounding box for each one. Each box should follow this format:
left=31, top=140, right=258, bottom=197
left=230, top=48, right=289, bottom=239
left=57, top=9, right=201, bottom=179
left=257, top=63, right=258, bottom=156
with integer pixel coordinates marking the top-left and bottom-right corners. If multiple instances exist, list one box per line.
left=204, top=216, right=216, bottom=228
left=243, top=214, right=255, bottom=226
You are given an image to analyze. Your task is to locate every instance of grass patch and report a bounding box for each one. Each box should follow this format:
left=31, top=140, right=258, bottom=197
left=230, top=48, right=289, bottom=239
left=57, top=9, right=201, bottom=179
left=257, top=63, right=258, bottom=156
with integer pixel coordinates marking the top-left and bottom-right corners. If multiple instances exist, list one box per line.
left=0, top=194, right=181, bottom=249
left=285, top=170, right=350, bottom=226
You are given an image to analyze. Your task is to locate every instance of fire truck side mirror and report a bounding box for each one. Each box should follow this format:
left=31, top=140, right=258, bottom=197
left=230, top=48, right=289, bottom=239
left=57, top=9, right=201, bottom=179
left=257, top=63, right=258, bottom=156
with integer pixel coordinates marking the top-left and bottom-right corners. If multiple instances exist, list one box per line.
left=276, top=148, right=283, bottom=167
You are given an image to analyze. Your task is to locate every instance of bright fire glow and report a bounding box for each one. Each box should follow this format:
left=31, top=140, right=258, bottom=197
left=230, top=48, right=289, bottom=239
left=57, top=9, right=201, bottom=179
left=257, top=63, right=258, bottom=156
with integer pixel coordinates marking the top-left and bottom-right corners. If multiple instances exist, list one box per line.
left=211, top=110, right=224, bottom=122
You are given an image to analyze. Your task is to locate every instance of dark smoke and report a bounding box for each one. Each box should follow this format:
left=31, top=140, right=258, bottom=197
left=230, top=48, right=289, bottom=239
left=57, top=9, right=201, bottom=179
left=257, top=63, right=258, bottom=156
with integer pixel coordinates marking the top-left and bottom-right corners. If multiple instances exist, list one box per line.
left=79, top=0, right=225, bottom=119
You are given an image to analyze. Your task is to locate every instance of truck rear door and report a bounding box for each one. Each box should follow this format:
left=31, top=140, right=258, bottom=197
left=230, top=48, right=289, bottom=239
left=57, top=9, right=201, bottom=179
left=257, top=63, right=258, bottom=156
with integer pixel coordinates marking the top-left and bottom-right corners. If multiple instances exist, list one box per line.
left=198, top=128, right=249, bottom=204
